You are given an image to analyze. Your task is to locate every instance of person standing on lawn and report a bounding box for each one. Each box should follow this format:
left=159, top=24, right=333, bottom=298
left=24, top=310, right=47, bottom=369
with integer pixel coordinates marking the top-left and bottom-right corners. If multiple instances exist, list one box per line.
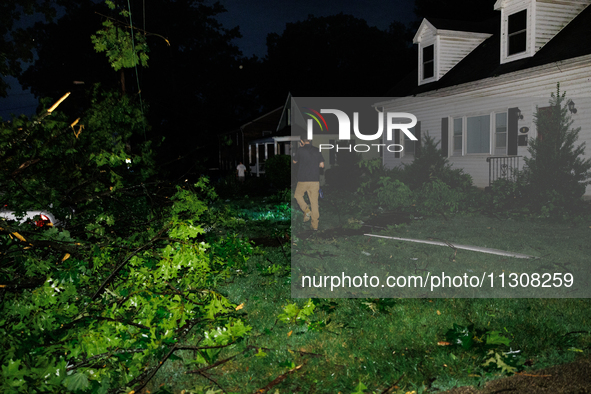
left=236, top=162, right=247, bottom=183
left=293, top=137, right=324, bottom=230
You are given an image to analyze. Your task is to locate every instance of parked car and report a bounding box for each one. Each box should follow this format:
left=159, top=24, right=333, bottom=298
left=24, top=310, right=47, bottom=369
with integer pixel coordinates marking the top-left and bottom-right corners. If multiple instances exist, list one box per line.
left=0, top=208, right=58, bottom=227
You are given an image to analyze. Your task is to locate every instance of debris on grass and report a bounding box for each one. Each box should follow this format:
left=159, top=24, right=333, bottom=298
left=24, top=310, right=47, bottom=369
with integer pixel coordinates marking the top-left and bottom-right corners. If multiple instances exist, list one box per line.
left=364, top=234, right=537, bottom=259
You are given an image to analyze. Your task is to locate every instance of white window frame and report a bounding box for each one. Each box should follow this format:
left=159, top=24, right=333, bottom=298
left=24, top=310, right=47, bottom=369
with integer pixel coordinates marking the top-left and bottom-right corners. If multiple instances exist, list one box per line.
left=418, top=38, right=437, bottom=85
left=452, top=117, right=463, bottom=156
left=494, top=112, right=508, bottom=155
left=450, top=110, right=508, bottom=156
left=507, top=9, right=527, bottom=56
left=500, top=3, right=534, bottom=64
left=403, top=126, right=417, bottom=158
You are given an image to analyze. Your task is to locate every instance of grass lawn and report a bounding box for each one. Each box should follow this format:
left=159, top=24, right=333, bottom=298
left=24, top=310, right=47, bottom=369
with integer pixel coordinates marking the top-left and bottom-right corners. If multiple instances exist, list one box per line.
left=149, top=191, right=591, bottom=394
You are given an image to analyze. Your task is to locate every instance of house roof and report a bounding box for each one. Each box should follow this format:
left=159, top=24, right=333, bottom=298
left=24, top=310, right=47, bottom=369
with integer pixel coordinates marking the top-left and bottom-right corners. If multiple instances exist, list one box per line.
left=239, top=106, right=283, bottom=136
left=388, top=5, right=591, bottom=96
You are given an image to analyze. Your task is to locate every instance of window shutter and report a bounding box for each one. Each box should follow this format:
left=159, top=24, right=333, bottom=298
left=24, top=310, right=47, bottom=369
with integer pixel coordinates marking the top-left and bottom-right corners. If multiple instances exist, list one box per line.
left=395, top=129, right=401, bottom=158
left=440, top=118, right=448, bottom=157
left=329, top=139, right=336, bottom=165
left=415, top=121, right=422, bottom=158
left=508, top=107, right=519, bottom=155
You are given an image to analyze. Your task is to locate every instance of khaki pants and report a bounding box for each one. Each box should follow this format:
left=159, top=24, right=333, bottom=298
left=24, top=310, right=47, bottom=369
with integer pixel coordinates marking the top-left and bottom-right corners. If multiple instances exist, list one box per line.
left=294, top=181, right=320, bottom=230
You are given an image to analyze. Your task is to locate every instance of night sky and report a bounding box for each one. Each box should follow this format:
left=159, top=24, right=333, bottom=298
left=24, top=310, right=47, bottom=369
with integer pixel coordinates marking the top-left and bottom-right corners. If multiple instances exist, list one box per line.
left=215, top=0, right=416, bottom=57
left=0, top=0, right=417, bottom=119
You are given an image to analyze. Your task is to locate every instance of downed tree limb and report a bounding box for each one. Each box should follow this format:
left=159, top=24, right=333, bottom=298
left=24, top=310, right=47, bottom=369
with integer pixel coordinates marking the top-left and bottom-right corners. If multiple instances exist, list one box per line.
left=364, top=234, right=536, bottom=259
left=381, top=373, right=404, bottom=394
left=515, top=372, right=552, bottom=377
left=252, top=363, right=304, bottom=394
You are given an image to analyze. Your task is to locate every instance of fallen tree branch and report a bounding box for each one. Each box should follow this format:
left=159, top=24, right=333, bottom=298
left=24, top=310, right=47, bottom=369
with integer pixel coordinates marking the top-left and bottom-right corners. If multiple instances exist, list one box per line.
left=252, top=363, right=304, bottom=394
left=198, top=371, right=228, bottom=394
left=11, top=158, right=41, bottom=177
left=62, top=315, right=151, bottom=331
left=246, top=345, right=323, bottom=358
left=127, top=344, right=177, bottom=394
left=380, top=374, right=404, bottom=394
left=176, top=343, right=236, bottom=351
left=91, top=227, right=168, bottom=301
left=185, top=350, right=247, bottom=375
left=515, top=372, right=552, bottom=377
left=67, top=349, right=146, bottom=371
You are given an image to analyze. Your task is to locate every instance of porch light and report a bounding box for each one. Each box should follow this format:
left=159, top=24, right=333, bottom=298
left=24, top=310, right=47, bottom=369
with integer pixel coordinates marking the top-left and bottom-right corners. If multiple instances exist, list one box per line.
left=567, top=99, right=577, bottom=114
left=516, top=108, right=524, bottom=120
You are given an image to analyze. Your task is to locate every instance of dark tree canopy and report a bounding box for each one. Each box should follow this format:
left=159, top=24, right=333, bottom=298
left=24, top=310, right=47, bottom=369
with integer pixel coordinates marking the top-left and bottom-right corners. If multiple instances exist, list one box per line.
left=18, top=0, right=260, bottom=178
left=414, top=0, right=498, bottom=22
left=258, top=13, right=415, bottom=109
left=0, top=0, right=81, bottom=97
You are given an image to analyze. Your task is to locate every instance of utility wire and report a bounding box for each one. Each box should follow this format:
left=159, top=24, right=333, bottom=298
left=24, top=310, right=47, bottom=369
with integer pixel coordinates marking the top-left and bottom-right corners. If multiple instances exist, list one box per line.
left=127, top=0, right=146, bottom=141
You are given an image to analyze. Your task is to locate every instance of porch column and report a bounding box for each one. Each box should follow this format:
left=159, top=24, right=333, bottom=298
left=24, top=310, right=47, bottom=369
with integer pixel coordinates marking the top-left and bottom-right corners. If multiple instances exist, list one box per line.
left=256, top=144, right=260, bottom=177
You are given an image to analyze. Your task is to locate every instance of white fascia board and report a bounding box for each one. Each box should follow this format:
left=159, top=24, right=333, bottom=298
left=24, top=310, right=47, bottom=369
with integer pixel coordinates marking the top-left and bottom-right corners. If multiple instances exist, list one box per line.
left=373, top=53, right=591, bottom=108
left=272, top=136, right=300, bottom=142
left=415, top=53, right=591, bottom=97
left=436, top=30, right=493, bottom=40
left=537, top=0, right=591, bottom=4
left=494, top=0, right=507, bottom=10
left=494, top=0, right=591, bottom=11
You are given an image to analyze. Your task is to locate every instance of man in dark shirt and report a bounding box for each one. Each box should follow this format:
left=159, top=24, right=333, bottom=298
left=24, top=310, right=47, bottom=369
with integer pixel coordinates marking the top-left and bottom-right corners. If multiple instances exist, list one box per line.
left=293, top=138, right=325, bottom=230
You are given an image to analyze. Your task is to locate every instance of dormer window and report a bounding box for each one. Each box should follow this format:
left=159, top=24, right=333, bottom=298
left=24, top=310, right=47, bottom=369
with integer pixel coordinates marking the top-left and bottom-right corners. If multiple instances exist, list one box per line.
left=497, top=1, right=535, bottom=64
left=414, top=18, right=492, bottom=86
left=507, top=10, right=527, bottom=55
left=496, top=0, right=590, bottom=64
left=422, top=45, right=435, bottom=79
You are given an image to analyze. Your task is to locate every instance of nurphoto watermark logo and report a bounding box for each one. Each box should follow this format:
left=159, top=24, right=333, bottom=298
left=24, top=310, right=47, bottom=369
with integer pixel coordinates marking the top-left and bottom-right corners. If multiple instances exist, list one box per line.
left=302, top=105, right=417, bottom=153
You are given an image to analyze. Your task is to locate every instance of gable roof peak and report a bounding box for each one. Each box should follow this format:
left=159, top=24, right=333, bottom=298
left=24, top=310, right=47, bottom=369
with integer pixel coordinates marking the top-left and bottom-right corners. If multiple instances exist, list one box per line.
left=413, top=19, right=436, bottom=43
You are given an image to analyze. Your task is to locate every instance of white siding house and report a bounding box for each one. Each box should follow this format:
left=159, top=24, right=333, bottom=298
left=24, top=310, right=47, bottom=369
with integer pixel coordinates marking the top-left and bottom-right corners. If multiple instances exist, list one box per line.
left=380, top=0, right=591, bottom=195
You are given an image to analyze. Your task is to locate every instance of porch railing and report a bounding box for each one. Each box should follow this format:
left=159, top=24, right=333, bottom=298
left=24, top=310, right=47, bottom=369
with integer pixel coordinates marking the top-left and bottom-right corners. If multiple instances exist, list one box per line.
left=486, top=156, right=521, bottom=186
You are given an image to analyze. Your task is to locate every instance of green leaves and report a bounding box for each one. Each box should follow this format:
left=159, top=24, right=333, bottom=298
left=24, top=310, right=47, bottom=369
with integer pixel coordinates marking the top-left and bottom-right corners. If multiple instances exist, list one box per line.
left=0, top=178, right=255, bottom=392
left=278, top=299, right=316, bottom=325
left=443, top=323, right=522, bottom=376
left=445, top=323, right=476, bottom=350
left=351, top=381, right=368, bottom=394
left=191, top=320, right=252, bottom=365
left=204, top=293, right=233, bottom=321
left=486, top=330, right=511, bottom=347
left=482, top=350, right=519, bottom=375
left=91, top=0, right=150, bottom=72
left=63, top=372, right=90, bottom=391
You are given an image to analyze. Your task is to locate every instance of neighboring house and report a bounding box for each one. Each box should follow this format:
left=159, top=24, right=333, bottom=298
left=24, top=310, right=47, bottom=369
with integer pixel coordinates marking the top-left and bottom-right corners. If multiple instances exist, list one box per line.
left=377, top=0, right=591, bottom=195
left=218, top=94, right=299, bottom=177
left=219, top=93, right=380, bottom=182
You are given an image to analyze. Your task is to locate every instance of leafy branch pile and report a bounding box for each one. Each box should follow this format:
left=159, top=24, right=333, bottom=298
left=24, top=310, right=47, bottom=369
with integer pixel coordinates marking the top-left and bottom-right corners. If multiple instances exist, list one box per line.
left=443, top=323, right=523, bottom=376
left=0, top=94, right=253, bottom=393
